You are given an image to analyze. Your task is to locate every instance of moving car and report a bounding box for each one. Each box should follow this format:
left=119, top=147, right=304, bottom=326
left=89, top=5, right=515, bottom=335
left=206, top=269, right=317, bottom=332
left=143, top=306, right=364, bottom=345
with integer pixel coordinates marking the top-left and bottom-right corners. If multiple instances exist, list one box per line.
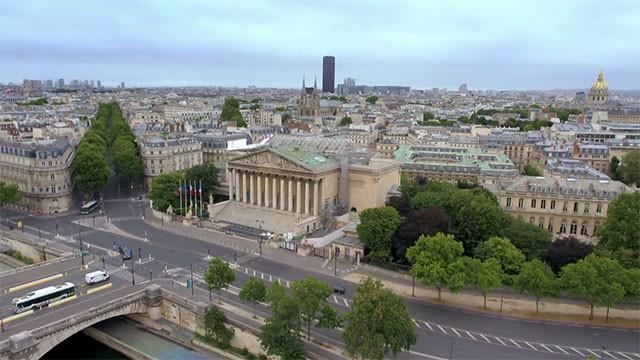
left=118, top=246, right=132, bottom=260
left=333, top=285, right=346, bottom=295
left=85, top=270, right=110, bottom=285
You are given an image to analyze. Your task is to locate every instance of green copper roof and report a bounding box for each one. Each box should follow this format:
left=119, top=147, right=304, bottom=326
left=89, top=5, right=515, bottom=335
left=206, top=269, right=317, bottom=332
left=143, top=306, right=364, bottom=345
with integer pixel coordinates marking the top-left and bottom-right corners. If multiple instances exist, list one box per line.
left=271, top=144, right=339, bottom=172
left=393, top=145, right=517, bottom=175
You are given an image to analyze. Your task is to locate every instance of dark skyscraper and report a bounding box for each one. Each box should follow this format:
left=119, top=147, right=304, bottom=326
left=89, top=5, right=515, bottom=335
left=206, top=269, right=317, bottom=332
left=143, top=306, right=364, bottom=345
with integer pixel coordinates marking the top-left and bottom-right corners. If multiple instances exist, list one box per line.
left=322, top=56, right=335, bottom=93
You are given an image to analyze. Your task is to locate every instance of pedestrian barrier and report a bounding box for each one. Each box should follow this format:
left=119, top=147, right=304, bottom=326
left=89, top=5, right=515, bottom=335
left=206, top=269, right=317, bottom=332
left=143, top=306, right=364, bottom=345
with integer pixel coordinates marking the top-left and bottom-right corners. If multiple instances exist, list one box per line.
left=2, top=310, right=34, bottom=324
left=86, top=283, right=112, bottom=295
left=49, top=295, right=77, bottom=308
left=6, top=273, right=64, bottom=293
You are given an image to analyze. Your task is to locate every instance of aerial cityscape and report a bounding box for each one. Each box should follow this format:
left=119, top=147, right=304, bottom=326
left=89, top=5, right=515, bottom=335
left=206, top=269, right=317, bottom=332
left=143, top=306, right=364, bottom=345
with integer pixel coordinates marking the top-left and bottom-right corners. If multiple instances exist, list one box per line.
left=0, top=1, right=639, bottom=360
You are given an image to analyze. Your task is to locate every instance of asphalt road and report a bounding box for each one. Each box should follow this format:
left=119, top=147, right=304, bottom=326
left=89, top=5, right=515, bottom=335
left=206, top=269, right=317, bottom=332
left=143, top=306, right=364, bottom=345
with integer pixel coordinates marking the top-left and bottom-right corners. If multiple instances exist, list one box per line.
left=2, top=194, right=639, bottom=359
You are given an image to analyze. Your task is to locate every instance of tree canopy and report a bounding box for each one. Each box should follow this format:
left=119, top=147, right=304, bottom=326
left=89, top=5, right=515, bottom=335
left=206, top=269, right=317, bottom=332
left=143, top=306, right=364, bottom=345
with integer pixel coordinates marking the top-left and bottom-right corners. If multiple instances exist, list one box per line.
left=544, top=237, right=593, bottom=273
left=343, top=278, right=417, bottom=360
left=291, top=276, right=340, bottom=339
left=203, top=306, right=234, bottom=348
left=597, top=192, right=640, bottom=252
left=513, top=259, right=558, bottom=312
left=204, top=257, right=236, bottom=295
left=260, top=283, right=305, bottom=360
left=393, top=206, right=450, bottom=263
left=239, top=277, right=267, bottom=305
left=500, top=217, right=552, bottom=260
left=149, top=172, right=183, bottom=212
left=357, top=206, right=402, bottom=263
left=474, top=236, right=525, bottom=277
left=339, top=116, right=352, bottom=126
left=0, top=182, right=22, bottom=208
left=619, top=150, right=640, bottom=187
left=184, top=163, right=219, bottom=200
left=523, top=164, right=542, bottom=176
left=366, top=95, right=379, bottom=105
left=220, top=97, right=247, bottom=127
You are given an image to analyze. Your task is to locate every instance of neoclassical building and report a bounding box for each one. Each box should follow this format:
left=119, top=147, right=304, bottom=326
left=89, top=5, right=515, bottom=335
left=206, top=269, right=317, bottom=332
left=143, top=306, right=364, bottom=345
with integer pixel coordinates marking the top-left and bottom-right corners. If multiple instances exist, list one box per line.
left=210, top=145, right=400, bottom=235
left=0, top=137, right=75, bottom=214
left=587, top=71, right=609, bottom=107
left=139, top=136, right=203, bottom=188
left=489, top=176, right=632, bottom=243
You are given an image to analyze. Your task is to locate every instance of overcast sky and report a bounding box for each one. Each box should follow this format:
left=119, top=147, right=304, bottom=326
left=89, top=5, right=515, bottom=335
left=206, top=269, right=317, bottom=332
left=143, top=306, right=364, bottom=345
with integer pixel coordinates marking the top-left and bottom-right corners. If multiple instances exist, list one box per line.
left=1, top=0, right=639, bottom=90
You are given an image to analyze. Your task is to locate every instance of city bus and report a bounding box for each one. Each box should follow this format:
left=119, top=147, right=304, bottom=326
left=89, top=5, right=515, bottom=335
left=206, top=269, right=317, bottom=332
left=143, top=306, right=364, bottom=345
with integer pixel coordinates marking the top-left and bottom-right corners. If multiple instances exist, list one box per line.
left=12, top=282, right=76, bottom=313
left=80, top=200, right=98, bottom=214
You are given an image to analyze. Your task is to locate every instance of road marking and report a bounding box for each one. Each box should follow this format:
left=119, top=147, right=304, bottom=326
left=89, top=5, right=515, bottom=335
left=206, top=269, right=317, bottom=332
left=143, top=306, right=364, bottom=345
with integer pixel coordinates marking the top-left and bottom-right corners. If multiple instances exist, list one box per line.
left=586, top=349, right=601, bottom=358
left=7, top=273, right=64, bottom=293
left=412, top=319, right=421, bottom=328
left=616, top=352, right=634, bottom=360
left=525, top=342, right=537, bottom=351
left=603, top=350, right=619, bottom=359
left=343, top=298, right=349, bottom=307
left=423, top=322, right=433, bottom=331
left=480, top=334, right=491, bottom=343
left=450, top=328, right=461, bottom=337
left=554, top=345, right=569, bottom=354
left=539, top=344, right=553, bottom=352
left=49, top=294, right=78, bottom=308
left=437, top=325, right=447, bottom=335
left=571, top=347, right=586, bottom=356
left=465, top=331, right=477, bottom=341
left=408, top=350, right=447, bottom=360
left=494, top=337, right=506, bottom=346
left=333, top=295, right=338, bottom=303
left=86, top=283, right=113, bottom=295
left=2, top=309, right=34, bottom=323
left=269, top=275, right=272, bottom=282
left=509, top=339, right=522, bottom=348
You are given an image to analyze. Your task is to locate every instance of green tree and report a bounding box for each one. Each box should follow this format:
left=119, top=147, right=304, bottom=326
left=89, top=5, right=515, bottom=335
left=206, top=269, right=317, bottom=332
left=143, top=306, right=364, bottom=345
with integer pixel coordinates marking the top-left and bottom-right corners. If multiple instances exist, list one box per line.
left=357, top=206, right=402, bottom=263
left=513, top=260, right=558, bottom=312
left=149, top=172, right=183, bottom=212
left=343, top=278, right=417, bottom=360
left=523, top=164, right=542, bottom=176
left=260, top=285, right=305, bottom=360
left=423, top=112, right=435, bottom=121
left=500, top=217, right=552, bottom=260
left=597, top=192, right=640, bottom=252
left=450, top=191, right=506, bottom=252
left=610, top=156, right=623, bottom=181
left=112, top=137, right=143, bottom=184
left=474, top=236, right=525, bottom=277
left=560, top=254, right=627, bottom=321
left=82, top=130, right=108, bottom=151
left=406, top=233, right=465, bottom=300
left=204, top=257, right=236, bottom=300
left=220, top=97, right=246, bottom=127
left=339, top=116, right=352, bottom=126
left=184, top=163, right=219, bottom=200
left=239, top=277, right=267, bottom=305
left=468, top=258, right=503, bottom=308
left=0, top=182, right=22, bottom=224
left=72, top=144, right=110, bottom=196
left=291, top=276, right=340, bottom=339
left=203, top=306, right=234, bottom=348
left=366, top=95, right=379, bottom=105
left=623, top=268, right=640, bottom=300
left=619, top=150, right=640, bottom=186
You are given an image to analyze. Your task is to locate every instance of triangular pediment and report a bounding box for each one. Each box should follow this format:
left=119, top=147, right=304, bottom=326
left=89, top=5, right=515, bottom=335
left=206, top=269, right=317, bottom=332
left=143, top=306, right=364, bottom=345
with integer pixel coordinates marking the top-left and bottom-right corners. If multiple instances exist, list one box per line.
left=229, top=149, right=312, bottom=173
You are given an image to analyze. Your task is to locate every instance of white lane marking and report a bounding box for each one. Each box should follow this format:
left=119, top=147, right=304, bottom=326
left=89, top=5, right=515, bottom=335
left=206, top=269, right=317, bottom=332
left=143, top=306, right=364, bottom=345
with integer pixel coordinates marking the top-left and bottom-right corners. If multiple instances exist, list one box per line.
left=494, top=337, right=506, bottom=346
left=616, top=352, right=634, bottom=360
left=465, top=331, right=477, bottom=341
left=525, top=342, right=537, bottom=351
left=260, top=272, right=264, bottom=280
left=437, top=325, right=447, bottom=335
left=571, top=347, right=586, bottom=356
left=269, top=275, right=272, bottom=282
left=510, top=339, right=522, bottom=348
left=423, top=321, right=434, bottom=331
left=586, top=349, right=601, bottom=358
left=450, top=328, right=461, bottom=337
left=408, top=350, right=447, bottom=360
left=480, top=334, right=491, bottom=343
left=539, top=344, right=553, bottom=352
left=342, top=298, right=349, bottom=307
left=333, top=295, right=338, bottom=303
left=554, top=345, right=569, bottom=354
left=412, top=319, right=421, bottom=328
left=603, top=351, right=620, bottom=359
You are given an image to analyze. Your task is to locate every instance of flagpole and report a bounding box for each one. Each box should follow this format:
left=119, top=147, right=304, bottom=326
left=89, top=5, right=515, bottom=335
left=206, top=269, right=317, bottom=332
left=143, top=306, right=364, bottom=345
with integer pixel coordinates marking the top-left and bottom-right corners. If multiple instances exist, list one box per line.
left=179, top=179, right=183, bottom=216
left=200, top=179, right=203, bottom=217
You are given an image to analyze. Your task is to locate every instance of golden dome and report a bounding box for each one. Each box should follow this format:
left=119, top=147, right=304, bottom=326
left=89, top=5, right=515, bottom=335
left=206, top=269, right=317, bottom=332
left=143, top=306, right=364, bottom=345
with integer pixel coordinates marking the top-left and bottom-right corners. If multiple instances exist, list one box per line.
left=591, top=71, right=608, bottom=90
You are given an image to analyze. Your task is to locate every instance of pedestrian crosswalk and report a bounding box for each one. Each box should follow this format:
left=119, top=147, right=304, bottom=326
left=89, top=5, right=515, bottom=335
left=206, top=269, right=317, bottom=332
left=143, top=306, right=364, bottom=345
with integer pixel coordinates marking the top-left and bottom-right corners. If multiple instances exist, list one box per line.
left=102, top=197, right=145, bottom=203
left=106, top=216, right=143, bottom=223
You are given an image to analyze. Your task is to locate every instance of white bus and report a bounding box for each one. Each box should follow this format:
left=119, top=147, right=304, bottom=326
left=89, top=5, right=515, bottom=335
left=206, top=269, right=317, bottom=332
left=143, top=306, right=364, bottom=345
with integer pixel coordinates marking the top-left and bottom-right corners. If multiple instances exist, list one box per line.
left=12, top=282, right=76, bottom=313
left=80, top=200, right=98, bottom=214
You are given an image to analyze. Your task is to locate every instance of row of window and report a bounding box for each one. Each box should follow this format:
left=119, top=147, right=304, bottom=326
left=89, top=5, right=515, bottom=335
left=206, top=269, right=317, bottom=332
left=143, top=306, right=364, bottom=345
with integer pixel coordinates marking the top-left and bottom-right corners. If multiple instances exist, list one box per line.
left=524, top=216, right=598, bottom=236
left=506, top=197, right=603, bottom=213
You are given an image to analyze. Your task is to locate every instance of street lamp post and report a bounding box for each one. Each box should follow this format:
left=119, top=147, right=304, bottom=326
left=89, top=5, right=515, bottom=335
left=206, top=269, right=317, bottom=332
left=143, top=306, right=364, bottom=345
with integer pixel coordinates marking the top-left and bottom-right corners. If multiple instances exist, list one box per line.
left=131, top=260, right=135, bottom=286
left=256, top=220, right=264, bottom=256
left=102, top=257, right=105, bottom=270
left=92, top=215, right=95, bottom=228
left=449, top=341, right=455, bottom=360
left=334, top=246, right=338, bottom=276
left=78, top=228, right=84, bottom=266
left=190, top=264, right=194, bottom=296
left=55, top=223, right=59, bottom=237
left=38, top=225, right=41, bottom=242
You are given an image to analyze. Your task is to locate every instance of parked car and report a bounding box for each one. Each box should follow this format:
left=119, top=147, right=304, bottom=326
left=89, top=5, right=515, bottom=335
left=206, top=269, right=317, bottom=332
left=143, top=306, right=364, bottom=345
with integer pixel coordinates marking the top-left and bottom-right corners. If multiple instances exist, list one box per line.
left=333, top=285, right=346, bottom=295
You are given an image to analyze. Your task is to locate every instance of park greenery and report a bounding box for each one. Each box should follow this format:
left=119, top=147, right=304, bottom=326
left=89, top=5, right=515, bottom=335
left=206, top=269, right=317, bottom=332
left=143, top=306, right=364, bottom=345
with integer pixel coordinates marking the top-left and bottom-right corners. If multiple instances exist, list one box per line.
left=339, top=116, right=352, bottom=126
left=72, top=102, right=143, bottom=198
left=366, top=95, right=379, bottom=105
left=220, top=97, right=247, bottom=127
left=204, top=257, right=236, bottom=300
left=355, top=176, right=640, bottom=316
left=18, top=98, right=48, bottom=106
left=523, top=164, right=542, bottom=176
left=149, top=163, right=219, bottom=215
left=0, top=181, right=22, bottom=209
left=203, top=306, right=234, bottom=348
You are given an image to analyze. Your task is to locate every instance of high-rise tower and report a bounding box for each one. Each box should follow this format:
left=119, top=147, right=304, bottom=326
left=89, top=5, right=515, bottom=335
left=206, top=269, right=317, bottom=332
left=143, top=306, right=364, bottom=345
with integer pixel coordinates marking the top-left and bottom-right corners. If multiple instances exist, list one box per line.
left=322, top=56, right=335, bottom=93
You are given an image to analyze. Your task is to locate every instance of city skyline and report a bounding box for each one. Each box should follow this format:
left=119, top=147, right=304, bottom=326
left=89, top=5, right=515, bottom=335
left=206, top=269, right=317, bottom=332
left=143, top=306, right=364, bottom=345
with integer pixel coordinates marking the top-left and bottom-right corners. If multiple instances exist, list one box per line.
left=1, top=0, right=639, bottom=90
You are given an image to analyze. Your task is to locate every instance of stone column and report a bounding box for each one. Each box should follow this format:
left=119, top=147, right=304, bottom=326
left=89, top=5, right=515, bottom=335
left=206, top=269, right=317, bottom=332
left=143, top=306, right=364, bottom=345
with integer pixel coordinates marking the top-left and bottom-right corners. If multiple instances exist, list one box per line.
left=313, top=180, right=319, bottom=216
left=296, top=178, right=302, bottom=214
left=287, top=177, right=293, bottom=212
left=264, top=174, right=270, bottom=208
left=279, top=177, right=285, bottom=211
left=249, top=172, right=255, bottom=204
left=304, top=180, right=310, bottom=215
left=235, top=171, right=240, bottom=202
left=228, top=168, right=233, bottom=201
left=257, top=174, right=262, bottom=207
left=272, top=176, right=278, bottom=209
left=242, top=171, right=247, bottom=203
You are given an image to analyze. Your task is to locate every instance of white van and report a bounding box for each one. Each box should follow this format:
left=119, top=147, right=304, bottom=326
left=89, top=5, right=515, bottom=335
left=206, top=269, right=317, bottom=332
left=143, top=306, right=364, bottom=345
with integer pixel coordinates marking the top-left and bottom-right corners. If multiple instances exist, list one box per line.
left=85, top=270, right=110, bottom=285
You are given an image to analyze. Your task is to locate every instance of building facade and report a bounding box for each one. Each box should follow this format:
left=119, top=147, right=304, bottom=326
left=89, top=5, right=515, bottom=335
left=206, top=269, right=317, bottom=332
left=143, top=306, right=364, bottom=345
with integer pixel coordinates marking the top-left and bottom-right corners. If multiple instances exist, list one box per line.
left=322, top=56, right=335, bottom=93
left=140, top=137, right=203, bottom=188
left=0, top=138, right=75, bottom=214
left=490, top=176, right=632, bottom=243
left=587, top=71, right=609, bottom=107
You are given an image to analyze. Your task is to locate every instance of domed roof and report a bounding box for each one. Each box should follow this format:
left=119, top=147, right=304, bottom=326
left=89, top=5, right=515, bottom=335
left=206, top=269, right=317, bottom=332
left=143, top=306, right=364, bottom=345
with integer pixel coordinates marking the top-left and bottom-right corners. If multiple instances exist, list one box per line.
left=591, top=71, right=608, bottom=90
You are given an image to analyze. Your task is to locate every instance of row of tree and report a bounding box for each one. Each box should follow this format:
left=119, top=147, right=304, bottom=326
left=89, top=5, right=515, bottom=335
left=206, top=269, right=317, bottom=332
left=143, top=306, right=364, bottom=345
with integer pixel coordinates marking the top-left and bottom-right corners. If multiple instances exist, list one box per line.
left=109, top=103, right=143, bottom=185
left=406, top=232, right=639, bottom=320
left=202, top=257, right=417, bottom=360
left=0, top=182, right=22, bottom=224
left=610, top=151, right=640, bottom=187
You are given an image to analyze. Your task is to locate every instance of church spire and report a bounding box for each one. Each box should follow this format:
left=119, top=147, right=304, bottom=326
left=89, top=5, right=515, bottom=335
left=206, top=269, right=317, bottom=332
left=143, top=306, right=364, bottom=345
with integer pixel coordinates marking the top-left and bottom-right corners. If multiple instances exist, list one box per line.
left=314, top=76, right=317, bottom=90
left=302, top=75, right=306, bottom=90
